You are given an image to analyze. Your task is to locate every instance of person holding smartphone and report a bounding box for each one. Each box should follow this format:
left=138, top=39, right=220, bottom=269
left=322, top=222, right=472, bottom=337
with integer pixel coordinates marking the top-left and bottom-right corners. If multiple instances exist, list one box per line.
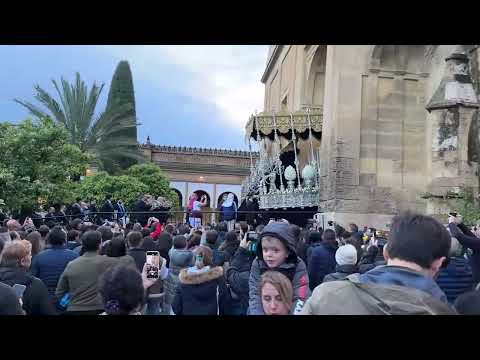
left=448, top=213, right=480, bottom=286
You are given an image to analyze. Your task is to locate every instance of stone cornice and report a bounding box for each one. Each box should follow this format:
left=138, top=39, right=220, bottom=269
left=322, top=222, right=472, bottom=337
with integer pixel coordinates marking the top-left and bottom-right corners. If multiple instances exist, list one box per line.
left=141, top=144, right=259, bottom=158
left=261, top=45, right=283, bottom=84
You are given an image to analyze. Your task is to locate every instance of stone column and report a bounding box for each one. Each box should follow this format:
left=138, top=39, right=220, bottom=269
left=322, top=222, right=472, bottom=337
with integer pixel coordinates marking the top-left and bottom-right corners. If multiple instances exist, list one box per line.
left=425, top=52, right=480, bottom=216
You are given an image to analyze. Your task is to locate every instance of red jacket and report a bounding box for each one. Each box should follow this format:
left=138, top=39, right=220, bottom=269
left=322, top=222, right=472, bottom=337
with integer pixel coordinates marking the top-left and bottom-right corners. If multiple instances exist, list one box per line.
left=147, top=222, right=163, bottom=241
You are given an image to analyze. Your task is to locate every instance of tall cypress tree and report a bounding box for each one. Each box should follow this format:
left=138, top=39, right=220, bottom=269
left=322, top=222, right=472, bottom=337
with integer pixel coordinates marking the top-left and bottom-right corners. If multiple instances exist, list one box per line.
left=106, top=60, right=139, bottom=170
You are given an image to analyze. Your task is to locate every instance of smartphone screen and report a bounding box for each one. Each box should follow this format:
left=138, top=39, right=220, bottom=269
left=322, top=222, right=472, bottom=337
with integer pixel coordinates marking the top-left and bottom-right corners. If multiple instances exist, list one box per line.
left=146, top=251, right=160, bottom=279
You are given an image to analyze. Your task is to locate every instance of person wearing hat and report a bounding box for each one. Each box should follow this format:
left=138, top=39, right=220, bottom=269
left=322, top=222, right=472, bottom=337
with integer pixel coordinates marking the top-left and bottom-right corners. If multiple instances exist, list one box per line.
left=248, top=221, right=310, bottom=315
left=323, top=244, right=359, bottom=282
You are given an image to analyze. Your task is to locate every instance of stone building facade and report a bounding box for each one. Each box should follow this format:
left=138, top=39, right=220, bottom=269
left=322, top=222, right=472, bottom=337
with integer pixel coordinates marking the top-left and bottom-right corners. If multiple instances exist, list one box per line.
left=249, top=45, right=480, bottom=229
left=142, top=142, right=257, bottom=223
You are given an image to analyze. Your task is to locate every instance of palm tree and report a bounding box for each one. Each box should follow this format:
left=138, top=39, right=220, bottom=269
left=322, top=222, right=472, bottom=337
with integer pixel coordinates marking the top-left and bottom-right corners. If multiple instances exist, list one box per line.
left=14, top=72, right=145, bottom=173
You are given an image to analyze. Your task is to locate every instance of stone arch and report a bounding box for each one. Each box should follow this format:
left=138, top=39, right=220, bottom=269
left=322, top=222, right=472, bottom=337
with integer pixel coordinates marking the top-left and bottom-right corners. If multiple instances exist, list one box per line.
left=304, top=45, right=327, bottom=107
left=192, top=190, right=211, bottom=208
left=170, top=188, right=183, bottom=208
left=369, top=45, right=431, bottom=74
left=217, top=192, right=239, bottom=208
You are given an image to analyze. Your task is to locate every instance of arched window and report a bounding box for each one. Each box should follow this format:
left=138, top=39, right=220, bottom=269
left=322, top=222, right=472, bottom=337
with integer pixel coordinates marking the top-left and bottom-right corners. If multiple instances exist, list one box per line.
left=217, top=192, right=238, bottom=208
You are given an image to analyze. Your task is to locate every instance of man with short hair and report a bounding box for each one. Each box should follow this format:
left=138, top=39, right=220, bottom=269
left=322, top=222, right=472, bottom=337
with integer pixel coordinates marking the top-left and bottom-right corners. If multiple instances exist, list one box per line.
left=31, top=226, right=78, bottom=303
left=126, top=231, right=146, bottom=272
left=55, top=230, right=117, bottom=315
left=302, top=212, right=455, bottom=315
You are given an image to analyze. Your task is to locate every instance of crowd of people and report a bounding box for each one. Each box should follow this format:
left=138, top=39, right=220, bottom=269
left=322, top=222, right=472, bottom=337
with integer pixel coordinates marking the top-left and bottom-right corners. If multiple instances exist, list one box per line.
left=1, top=194, right=480, bottom=315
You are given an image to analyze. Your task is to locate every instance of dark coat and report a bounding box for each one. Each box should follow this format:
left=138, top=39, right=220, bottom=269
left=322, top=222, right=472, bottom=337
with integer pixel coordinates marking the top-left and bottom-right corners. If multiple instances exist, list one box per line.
left=323, top=264, right=359, bottom=282
left=218, top=241, right=239, bottom=264
left=225, top=246, right=255, bottom=315
left=448, top=223, right=480, bottom=284
left=172, top=266, right=229, bottom=315
left=308, top=242, right=338, bottom=290
left=436, top=256, right=474, bottom=304
left=306, top=242, right=323, bottom=266
left=0, top=266, right=55, bottom=315
left=157, top=232, right=173, bottom=264
left=0, top=282, right=23, bottom=315
left=358, top=245, right=379, bottom=274
left=30, top=246, right=79, bottom=298
left=133, top=200, right=150, bottom=226
left=100, top=200, right=114, bottom=222
left=127, top=248, right=147, bottom=273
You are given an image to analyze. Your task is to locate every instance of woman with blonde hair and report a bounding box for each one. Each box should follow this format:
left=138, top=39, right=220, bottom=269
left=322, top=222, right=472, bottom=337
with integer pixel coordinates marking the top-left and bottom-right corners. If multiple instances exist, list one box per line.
left=259, top=271, right=294, bottom=315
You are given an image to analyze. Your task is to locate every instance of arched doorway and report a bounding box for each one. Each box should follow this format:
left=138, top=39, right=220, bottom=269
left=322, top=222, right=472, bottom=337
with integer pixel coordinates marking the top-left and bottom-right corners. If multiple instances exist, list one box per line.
left=217, top=192, right=238, bottom=208
left=216, top=192, right=239, bottom=224
left=192, top=190, right=211, bottom=226
left=170, top=188, right=183, bottom=223
left=171, top=188, right=183, bottom=208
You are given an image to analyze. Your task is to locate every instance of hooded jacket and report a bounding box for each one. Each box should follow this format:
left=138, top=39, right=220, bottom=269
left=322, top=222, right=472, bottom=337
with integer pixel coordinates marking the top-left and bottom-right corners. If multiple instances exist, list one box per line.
left=164, top=249, right=195, bottom=305
left=0, top=266, right=54, bottom=315
left=248, top=222, right=310, bottom=315
left=172, top=266, right=229, bottom=315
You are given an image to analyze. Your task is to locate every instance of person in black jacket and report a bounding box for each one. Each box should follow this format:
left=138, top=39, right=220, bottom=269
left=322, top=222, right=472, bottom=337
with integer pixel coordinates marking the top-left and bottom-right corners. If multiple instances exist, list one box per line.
left=225, top=233, right=256, bottom=315
left=308, top=229, right=338, bottom=290
left=435, top=236, right=474, bottom=304
left=0, top=240, right=54, bottom=315
left=218, top=230, right=240, bottom=263
left=448, top=215, right=480, bottom=285
left=305, top=230, right=323, bottom=266
left=100, top=195, right=115, bottom=223
left=132, top=195, right=152, bottom=227
left=172, top=245, right=229, bottom=315
left=126, top=231, right=146, bottom=273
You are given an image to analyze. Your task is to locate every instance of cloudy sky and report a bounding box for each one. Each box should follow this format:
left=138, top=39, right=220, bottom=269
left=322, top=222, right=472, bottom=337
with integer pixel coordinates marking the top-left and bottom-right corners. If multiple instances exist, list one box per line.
left=0, top=45, right=268, bottom=150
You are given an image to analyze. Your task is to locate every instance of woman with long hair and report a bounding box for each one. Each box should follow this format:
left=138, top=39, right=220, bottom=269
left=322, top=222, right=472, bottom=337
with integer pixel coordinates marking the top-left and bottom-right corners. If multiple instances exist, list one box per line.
left=259, top=271, right=293, bottom=315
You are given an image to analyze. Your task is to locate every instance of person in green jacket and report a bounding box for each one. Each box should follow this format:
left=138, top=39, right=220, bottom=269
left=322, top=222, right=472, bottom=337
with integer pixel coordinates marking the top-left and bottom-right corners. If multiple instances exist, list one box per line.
left=56, top=230, right=118, bottom=315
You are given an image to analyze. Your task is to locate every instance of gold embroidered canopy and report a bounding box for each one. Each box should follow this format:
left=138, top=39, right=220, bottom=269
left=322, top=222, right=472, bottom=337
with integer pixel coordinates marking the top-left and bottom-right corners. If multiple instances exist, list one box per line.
left=245, top=109, right=323, bottom=140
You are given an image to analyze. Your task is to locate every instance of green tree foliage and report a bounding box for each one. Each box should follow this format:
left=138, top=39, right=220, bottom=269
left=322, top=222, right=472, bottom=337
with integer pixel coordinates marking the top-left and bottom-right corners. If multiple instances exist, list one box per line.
left=124, top=163, right=178, bottom=207
left=14, top=72, right=144, bottom=174
left=74, top=172, right=149, bottom=209
left=75, top=163, right=177, bottom=209
left=106, top=61, right=138, bottom=169
left=0, top=118, right=89, bottom=213
left=454, top=190, right=480, bottom=225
